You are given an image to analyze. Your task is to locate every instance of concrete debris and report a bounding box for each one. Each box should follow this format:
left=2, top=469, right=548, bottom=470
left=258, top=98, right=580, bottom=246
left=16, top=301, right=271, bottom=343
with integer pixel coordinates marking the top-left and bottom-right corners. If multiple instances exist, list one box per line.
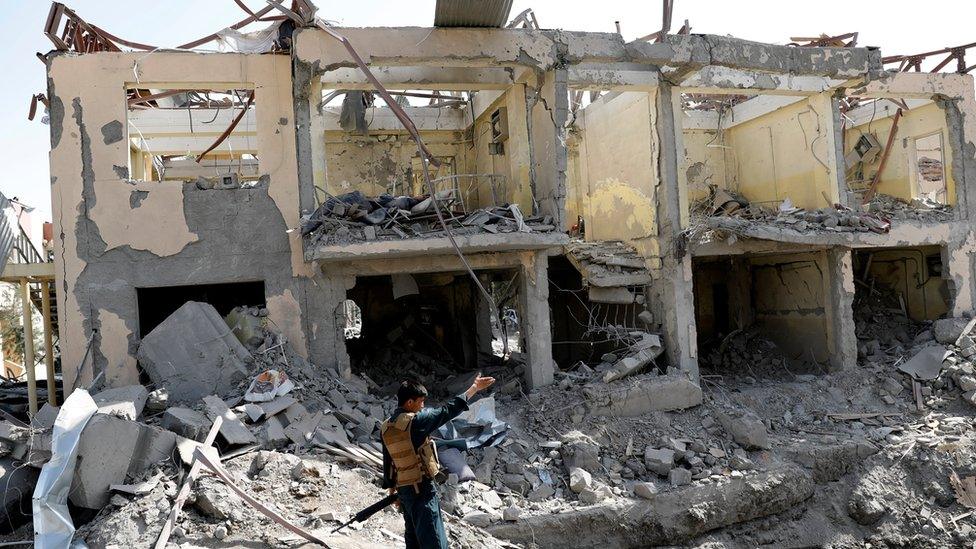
left=137, top=301, right=252, bottom=404
left=585, top=374, right=703, bottom=416
left=566, top=239, right=652, bottom=289
left=161, top=407, right=211, bottom=441
left=92, top=385, right=149, bottom=420
left=70, top=414, right=176, bottom=509
left=702, top=186, right=891, bottom=234
left=714, top=409, right=770, bottom=450
left=898, top=344, right=949, bottom=381
left=932, top=317, right=973, bottom=344
left=203, top=395, right=257, bottom=446
left=302, top=190, right=555, bottom=245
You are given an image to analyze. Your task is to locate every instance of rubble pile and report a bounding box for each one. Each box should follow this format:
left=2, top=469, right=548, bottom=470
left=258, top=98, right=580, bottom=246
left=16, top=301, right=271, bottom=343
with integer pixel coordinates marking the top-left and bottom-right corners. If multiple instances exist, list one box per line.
left=866, top=192, right=954, bottom=223
left=699, top=328, right=797, bottom=380
left=704, top=187, right=891, bottom=234
left=301, top=190, right=556, bottom=246
left=6, top=298, right=976, bottom=547
left=854, top=280, right=925, bottom=365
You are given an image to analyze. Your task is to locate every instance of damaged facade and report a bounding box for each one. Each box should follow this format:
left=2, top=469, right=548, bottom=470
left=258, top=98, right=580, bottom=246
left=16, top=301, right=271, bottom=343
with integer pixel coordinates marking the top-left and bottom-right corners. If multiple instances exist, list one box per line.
left=49, top=9, right=948, bottom=391
left=15, top=0, right=976, bottom=547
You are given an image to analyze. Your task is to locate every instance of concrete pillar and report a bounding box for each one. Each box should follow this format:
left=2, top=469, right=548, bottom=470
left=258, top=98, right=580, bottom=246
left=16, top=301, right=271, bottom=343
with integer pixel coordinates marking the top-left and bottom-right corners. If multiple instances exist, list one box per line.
left=297, top=272, right=354, bottom=379
left=824, top=248, right=857, bottom=371
left=653, top=83, right=700, bottom=383
left=519, top=251, right=554, bottom=388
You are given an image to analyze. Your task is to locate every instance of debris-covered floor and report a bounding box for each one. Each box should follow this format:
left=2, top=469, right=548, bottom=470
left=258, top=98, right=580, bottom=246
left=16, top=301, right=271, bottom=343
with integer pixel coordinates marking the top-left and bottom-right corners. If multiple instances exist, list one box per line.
left=5, top=298, right=976, bottom=548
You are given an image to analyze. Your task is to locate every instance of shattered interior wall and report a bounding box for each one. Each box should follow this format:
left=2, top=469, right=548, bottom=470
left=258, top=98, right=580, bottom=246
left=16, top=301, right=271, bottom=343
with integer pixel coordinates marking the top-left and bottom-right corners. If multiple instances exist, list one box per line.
left=47, top=51, right=346, bottom=389
left=844, top=101, right=956, bottom=204
left=323, top=131, right=467, bottom=198
left=682, top=123, right=733, bottom=201
left=747, top=252, right=830, bottom=364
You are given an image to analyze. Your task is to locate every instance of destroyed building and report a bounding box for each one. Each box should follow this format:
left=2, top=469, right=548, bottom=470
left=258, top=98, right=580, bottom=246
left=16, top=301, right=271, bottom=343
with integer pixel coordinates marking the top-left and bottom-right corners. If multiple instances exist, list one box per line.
left=7, top=0, right=976, bottom=547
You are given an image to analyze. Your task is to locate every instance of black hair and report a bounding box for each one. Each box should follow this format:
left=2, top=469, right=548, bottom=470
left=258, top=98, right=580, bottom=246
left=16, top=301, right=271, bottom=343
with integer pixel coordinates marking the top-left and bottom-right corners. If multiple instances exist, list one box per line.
left=397, top=379, right=428, bottom=407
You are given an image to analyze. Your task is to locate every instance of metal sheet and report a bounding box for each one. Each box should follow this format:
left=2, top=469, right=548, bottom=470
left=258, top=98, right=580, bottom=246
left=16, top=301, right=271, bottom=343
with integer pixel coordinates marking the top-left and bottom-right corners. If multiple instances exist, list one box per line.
left=32, top=389, right=99, bottom=549
left=434, top=0, right=514, bottom=28
left=0, top=192, right=14, bottom=275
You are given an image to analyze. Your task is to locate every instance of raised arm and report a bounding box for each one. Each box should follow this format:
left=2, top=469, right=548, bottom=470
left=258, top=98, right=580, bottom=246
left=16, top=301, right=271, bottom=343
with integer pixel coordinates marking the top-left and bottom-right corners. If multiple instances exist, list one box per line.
left=413, top=375, right=496, bottom=437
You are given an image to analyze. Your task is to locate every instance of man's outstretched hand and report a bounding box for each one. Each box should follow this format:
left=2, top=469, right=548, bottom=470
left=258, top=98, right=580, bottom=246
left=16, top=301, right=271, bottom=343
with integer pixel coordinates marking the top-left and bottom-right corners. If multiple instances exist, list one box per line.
left=465, top=375, right=496, bottom=399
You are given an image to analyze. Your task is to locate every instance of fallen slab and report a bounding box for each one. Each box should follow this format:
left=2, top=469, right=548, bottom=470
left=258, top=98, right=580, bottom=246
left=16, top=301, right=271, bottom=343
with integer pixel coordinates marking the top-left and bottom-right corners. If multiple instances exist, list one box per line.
left=137, top=301, right=251, bottom=404
left=203, top=395, right=257, bottom=446
left=69, top=415, right=177, bottom=509
left=92, top=385, right=149, bottom=420
left=488, top=465, right=814, bottom=548
left=585, top=375, right=702, bottom=416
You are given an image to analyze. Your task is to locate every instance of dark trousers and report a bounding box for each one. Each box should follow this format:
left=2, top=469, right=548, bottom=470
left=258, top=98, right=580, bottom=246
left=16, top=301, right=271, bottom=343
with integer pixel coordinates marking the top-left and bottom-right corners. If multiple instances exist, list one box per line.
left=398, top=482, right=448, bottom=549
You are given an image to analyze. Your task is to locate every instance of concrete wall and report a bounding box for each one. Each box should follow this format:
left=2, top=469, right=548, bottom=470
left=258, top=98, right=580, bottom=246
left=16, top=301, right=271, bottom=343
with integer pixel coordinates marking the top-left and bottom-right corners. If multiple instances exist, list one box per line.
left=725, top=94, right=838, bottom=210
left=47, top=51, right=346, bottom=389
left=323, top=131, right=467, bottom=198
left=570, top=91, right=661, bottom=261
left=469, top=86, right=534, bottom=212
left=854, top=246, right=949, bottom=322
left=748, top=252, right=830, bottom=364
left=844, top=101, right=956, bottom=204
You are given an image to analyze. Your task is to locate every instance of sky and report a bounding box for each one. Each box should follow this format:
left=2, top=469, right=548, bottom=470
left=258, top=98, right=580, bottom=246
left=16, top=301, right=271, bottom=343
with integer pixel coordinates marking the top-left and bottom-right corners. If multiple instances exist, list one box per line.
left=2, top=0, right=974, bottom=221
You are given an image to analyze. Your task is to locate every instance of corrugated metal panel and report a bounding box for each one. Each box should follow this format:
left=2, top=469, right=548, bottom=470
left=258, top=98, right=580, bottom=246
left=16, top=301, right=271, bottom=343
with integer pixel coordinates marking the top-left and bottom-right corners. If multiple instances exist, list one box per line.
left=0, top=192, right=14, bottom=275
left=434, top=0, right=514, bottom=28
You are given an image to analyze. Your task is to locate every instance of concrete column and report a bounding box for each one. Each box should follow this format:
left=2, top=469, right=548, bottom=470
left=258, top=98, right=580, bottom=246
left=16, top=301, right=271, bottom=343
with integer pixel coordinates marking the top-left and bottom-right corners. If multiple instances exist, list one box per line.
left=824, top=248, right=857, bottom=371
left=652, top=82, right=700, bottom=383
left=297, top=271, right=354, bottom=379
left=519, top=251, right=554, bottom=389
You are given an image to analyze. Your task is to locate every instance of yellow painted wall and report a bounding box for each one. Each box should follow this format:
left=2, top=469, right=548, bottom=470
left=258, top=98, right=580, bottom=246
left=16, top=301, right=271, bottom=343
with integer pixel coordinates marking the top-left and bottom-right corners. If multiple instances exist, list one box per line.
left=855, top=246, right=949, bottom=322
left=571, top=91, right=660, bottom=258
left=748, top=252, right=829, bottom=364
left=725, top=96, right=836, bottom=210
left=844, top=102, right=955, bottom=205
left=323, top=132, right=466, bottom=196
left=469, top=85, right=533, bottom=213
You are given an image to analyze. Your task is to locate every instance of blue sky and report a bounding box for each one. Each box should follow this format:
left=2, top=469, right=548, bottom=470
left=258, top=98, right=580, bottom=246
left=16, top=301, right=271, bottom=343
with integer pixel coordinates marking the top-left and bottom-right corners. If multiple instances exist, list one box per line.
left=2, top=0, right=972, bottom=221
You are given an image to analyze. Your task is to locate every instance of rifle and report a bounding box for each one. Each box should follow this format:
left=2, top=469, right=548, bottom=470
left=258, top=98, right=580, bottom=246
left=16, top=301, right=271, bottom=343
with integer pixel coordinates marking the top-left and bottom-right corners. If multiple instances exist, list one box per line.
left=332, top=492, right=399, bottom=533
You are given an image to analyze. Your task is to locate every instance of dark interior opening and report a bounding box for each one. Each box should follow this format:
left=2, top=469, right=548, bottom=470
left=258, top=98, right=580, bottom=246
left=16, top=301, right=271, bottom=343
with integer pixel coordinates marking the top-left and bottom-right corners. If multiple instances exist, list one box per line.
left=345, top=270, right=516, bottom=395
left=852, top=245, right=949, bottom=364
left=548, top=255, right=648, bottom=368
left=694, top=254, right=827, bottom=379
left=136, top=281, right=266, bottom=337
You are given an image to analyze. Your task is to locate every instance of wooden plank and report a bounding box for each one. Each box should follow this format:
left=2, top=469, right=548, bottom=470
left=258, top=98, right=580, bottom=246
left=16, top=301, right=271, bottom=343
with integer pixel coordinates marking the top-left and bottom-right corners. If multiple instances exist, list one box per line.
left=203, top=395, right=256, bottom=446
left=154, top=416, right=223, bottom=549
left=41, top=281, right=56, bottom=406
left=20, top=280, right=37, bottom=416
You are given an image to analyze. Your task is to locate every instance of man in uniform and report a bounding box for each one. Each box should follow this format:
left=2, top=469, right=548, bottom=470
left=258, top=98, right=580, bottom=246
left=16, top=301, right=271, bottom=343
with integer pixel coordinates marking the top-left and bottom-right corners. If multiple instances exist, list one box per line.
left=381, top=376, right=495, bottom=548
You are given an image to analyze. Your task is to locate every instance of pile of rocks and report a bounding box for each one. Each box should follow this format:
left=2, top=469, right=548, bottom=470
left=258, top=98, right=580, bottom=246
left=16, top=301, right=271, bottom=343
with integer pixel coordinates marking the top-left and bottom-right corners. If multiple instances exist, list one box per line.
left=706, top=187, right=891, bottom=234
left=866, top=192, right=953, bottom=223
